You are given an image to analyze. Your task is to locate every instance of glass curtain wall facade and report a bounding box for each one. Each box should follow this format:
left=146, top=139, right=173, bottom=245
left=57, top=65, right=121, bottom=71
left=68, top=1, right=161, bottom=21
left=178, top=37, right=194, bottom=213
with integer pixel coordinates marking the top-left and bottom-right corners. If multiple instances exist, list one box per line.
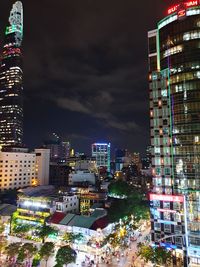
left=149, top=1, right=200, bottom=266
left=0, top=1, right=23, bottom=147
left=92, top=143, right=111, bottom=172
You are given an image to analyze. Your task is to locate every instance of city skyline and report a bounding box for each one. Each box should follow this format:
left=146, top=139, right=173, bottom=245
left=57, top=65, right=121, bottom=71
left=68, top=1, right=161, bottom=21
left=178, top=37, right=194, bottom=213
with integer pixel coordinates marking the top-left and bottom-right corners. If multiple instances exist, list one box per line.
left=0, top=0, right=177, bottom=154
left=1, top=1, right=200, bottom=266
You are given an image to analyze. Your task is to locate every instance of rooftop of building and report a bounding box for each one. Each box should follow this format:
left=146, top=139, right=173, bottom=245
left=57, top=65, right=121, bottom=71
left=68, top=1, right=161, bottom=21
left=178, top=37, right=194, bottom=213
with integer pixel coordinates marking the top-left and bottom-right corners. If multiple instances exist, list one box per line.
left=50, top=208, right=108, bottom=230
left=18, top=185, right=57, bottom=197
left=0, top=203, right=17, bottom=216
left=49, top=211, right=66, bottom=224
left=1, top=146, right=30, bottom=153
left=17, top=186, right=81, bottom=202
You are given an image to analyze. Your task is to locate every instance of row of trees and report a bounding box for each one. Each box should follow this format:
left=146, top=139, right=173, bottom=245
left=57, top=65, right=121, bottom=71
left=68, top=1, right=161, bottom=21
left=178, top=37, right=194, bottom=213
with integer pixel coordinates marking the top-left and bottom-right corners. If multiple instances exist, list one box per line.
left=12, top=223, right=84, bottom=244
left=1, top=241, right=76, bottom=267
left=0, top=217, right=81, bottom=266
left=11, top=217, right=60, bottom=243
left=11, top=219, right=84, bottom=243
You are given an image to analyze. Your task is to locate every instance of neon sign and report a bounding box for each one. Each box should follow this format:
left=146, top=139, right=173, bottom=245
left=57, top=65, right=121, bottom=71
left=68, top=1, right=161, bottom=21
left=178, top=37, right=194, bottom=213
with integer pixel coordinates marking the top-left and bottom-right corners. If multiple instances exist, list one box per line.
left=157, top=208, right=177, bottom=213
left=167, top=1, right=199, bottom=15
left=186, top=0, right=198, bottom=7
left=150, top=193, right=184, bottom=202
left=168, top=4, right=179, bottom=15
left=178, top=9, right=186, bottom=18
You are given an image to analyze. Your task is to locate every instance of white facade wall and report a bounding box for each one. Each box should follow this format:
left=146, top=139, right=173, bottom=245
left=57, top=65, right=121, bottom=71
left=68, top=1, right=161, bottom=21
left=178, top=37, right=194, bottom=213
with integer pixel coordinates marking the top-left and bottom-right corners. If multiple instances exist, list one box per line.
left=69, top=170, right=96, bottom=185
left=74, top=159, right=97, bottom=172
left=34, top=149, right=50, bottom=186
left=0, top=152, right=36, bottom=191
left=56, top=195, right=79, bottom=213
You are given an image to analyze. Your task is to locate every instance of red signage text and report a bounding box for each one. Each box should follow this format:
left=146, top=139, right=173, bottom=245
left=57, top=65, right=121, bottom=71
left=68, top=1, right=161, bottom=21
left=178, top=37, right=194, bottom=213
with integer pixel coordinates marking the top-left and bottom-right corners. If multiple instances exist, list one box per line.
left=167, top=1, right=199, bottom=15
left=150, top=193, right=184, bottom=202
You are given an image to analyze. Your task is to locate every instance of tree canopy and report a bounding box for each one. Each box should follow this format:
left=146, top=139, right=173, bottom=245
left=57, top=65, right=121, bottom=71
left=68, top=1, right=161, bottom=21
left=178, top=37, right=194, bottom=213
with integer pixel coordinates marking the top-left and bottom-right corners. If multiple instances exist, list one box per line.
left=40, top=242, right=55, bottom=266
left=62, top=232, right=83, bottom=244
left=37, top=225, right=58, bottom=243
left=5, top=242, right=22, bottom=259
left=0, top=237, right=7, bottom=257
left=55, top=245, right=76, bottom=266
left=108, top=180, right=131, bottom=197
left=17, top=243, right=37, bottom=265
left=107, top=196, right=149, bottom=223
left=13, top=224, right=33, bottom=236
left=0, top=219, right=5, bottom=236
left=137, top=243, right=173, bottom=266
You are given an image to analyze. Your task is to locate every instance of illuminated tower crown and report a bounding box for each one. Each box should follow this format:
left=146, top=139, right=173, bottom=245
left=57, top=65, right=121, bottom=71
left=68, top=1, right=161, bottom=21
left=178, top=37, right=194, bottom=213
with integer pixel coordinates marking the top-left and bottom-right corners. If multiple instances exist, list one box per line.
left=6, top=1, right=23, bottom=46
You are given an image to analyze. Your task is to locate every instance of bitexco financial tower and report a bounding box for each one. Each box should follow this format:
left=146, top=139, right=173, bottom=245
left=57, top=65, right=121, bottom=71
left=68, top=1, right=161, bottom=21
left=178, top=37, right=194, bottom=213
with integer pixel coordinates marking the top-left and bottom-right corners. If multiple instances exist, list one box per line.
left=0, top=1, right=23, bottom=147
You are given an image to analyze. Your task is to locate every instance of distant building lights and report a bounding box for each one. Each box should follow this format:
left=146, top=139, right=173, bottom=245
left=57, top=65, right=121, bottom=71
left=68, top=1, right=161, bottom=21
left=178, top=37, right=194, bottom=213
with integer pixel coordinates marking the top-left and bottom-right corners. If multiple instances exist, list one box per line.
left=93, top=143, right=110, bottom=146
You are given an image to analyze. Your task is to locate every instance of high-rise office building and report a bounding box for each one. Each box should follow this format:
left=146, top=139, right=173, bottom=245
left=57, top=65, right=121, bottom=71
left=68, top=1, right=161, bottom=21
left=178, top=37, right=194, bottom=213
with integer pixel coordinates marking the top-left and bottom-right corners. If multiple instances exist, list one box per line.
left=141, top=146, right=152, bottom=170
left=44, top=133, right=70, bottom=162
left=115, top=149, right=128, bottom=171
left=131, top=152, right=141, bottom=170
left=0, top=1, right=23, bottom=147
left=148, top=1, right=200, bottom=266
left=92, top=143, right=111, bottom=172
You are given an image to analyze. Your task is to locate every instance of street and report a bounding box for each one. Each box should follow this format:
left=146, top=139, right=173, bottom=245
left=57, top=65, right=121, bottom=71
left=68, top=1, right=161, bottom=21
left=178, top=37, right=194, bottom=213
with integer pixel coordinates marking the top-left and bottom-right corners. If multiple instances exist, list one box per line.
left=66, top=226, right=151, bottom=267
left=2, top=223, right=151, bottom=267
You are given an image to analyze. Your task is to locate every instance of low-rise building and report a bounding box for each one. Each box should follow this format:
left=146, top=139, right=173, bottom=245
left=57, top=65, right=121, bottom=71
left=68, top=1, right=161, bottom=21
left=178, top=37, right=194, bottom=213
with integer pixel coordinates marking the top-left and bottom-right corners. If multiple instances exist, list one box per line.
left=69, top=170, right=96, bottom=186
left=15, top=186, right=57, bottom=225
left=50, top=208, right=108, bottom=237
left=15, top=186, right=81, bottom=226
left=55, top=194, right=79, bottom=214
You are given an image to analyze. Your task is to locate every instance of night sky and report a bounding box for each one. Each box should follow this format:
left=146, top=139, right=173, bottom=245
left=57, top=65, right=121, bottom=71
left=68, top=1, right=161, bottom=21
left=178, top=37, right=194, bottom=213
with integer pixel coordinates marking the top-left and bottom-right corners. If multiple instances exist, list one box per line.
left=0, top=0, right=177, bottom=155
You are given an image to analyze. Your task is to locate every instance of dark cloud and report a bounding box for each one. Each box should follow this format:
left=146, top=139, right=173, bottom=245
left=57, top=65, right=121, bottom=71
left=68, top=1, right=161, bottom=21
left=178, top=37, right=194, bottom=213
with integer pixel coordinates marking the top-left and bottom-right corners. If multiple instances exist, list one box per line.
left=0, top=0, right=178, bottom=154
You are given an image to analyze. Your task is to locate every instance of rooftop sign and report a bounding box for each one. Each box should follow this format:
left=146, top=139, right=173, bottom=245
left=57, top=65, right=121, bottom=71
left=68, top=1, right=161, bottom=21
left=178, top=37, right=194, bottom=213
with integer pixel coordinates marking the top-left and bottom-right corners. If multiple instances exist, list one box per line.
left=167, top=1, right=199, bottom=15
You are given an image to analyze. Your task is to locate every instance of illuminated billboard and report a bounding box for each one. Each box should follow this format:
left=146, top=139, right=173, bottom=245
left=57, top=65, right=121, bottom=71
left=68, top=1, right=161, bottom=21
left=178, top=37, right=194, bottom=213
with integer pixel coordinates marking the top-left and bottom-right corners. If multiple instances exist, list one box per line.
left=149, top=193, right=184, bottom=202
left=167, top=1, right=199, bottom=15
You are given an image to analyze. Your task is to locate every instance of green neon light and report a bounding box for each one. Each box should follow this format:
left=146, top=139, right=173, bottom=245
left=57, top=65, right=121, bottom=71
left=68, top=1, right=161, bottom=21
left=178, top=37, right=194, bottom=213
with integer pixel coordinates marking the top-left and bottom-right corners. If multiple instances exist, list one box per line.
left=157, top=13, right=177, bottom=29
left=5, top=25, right=23, bottom=35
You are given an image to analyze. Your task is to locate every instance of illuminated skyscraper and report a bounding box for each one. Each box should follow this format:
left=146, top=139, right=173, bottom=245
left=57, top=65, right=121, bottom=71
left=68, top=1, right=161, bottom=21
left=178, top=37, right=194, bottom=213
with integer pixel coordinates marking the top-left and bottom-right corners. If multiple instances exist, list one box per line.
left=44, top=133, right=71, bottom=162
left=0, top=1, right=23, bottom=147
left=92, top=143, right=111, bottom=172
left=149, top=1, right=200, bottom=266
